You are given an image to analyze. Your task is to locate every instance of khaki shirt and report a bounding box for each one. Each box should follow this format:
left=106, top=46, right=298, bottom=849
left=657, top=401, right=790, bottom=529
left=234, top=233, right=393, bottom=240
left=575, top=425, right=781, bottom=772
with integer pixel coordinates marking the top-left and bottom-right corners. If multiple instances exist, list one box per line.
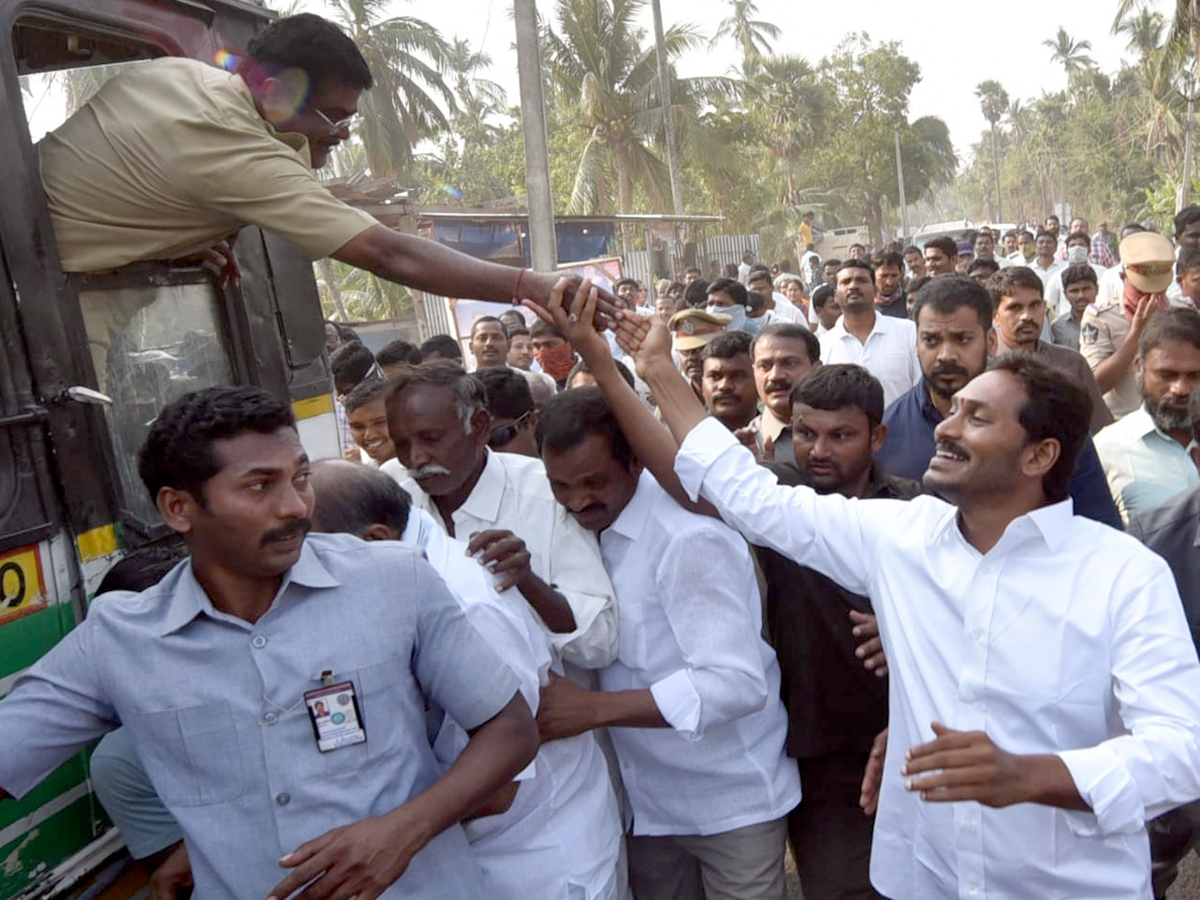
left=39, top=58, right=377, bottom=272
left=1079, top=300, right=1140, bottom=421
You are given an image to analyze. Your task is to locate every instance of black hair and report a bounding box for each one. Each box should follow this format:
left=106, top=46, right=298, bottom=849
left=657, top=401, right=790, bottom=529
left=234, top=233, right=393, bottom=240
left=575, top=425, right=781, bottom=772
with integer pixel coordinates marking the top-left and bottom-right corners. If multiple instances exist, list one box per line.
left=343, top=377, right=390, bottom=414
left=683, top=279, right=711, bottom=309
left=683, top=266, right=703, bottom=277
left=911, top=275, right=994, bottom=331
left=330, top=340, right=376, bottom=391
left=1121, top=223, right=1147, bottom=239
left=811, top=283, right=836, bottom=309
left=967, top=258, right=1000, bottom=278
left=505, top=324, right=531, bottom=340
left=565, top=357, right=637, bottom=390
left=985, top=353, right=1091, bottom=504
left=1175, top=206, right=1200, bottom=239
left=1061, top=263, right=1099, bottom=289
left=747, top=270, right=773, bottom=286
left=1035, top=229, right=1057, bottom=243
left=704, top=330, right=754, bottom=360
left=613, top=277, right=640, bottom=292
left=337, top=324, right=360, bottom=343
left=138, top=386, right=296, bottom=504
left=243, top=14, right=372, bottom=96
left=1066, top=231, right=1090, bottom=246
left=529, top=319, right=568, bottom=341
left=837, top=259, right=875, bottom=282
left=310, top=460, right=411, bottom=537
left=707, top=278, right=749, bottom=306
left=872, top=250, right=905, bottom=270
left=537, top=386, right=634, bottom=469
left=790, top=363, right=885, bottom=429
left=988, top=266, right=1044, bottom=305
left=376, top=338, right=420, bottom=367
left=823, top=258, right=842, bottom=269
left=1139, top=307, right=1200, bottom=360
left=477, top=367, right=535, bottom=419
left=418, top=334, right=463, bottom=362
left=751, top=322, right=821, bottom=365
left=470, top=316, right=508, bottom=339
left=1190, top=388, right=1200, bottom=443
left=1177, top=246, right=1200, bottom=277
left=902, top=245, right=921, bottom=257
left=924, top=236, right=958, bottom=258
left=96, top=540, right=188, bottom=594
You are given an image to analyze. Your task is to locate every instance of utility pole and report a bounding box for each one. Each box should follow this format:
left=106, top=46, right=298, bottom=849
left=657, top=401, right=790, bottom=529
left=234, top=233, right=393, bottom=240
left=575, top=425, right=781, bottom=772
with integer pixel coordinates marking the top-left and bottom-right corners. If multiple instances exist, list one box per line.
left=514, top=0, right=557, bottom=270
left=650, top=0, right=683, bottom=215
left=894, top=127, right=909, bottom=240
left=989, top=123, right=1003, bottom=223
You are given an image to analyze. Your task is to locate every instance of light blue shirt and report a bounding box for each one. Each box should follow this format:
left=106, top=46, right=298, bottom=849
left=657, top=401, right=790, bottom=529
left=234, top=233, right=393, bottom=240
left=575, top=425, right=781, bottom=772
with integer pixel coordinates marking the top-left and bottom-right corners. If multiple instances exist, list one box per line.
left=0, top=534, right=521, bottom=900
left=1094, top=406, right=1199, bottom=525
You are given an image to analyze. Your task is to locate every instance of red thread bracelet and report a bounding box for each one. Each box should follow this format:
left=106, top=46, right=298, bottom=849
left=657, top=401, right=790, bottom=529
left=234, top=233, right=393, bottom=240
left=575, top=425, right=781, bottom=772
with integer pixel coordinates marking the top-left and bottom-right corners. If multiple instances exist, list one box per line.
left=511, top=267, right=528, bottom=305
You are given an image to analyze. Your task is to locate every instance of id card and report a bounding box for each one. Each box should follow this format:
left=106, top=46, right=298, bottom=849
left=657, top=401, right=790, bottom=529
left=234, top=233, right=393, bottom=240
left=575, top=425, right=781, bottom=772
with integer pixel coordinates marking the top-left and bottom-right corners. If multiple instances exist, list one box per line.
left=304, top=681, right=367, bottom=752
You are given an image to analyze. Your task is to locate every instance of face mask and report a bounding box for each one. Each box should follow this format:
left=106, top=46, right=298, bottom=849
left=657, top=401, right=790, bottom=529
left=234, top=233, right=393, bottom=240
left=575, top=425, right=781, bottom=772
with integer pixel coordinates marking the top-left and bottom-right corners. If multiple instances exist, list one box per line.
left=1068, top=246, right=1089, bottom=264
left=534, top=342, right=576, bottom=382
left=708, top=303, right=745, bottom=331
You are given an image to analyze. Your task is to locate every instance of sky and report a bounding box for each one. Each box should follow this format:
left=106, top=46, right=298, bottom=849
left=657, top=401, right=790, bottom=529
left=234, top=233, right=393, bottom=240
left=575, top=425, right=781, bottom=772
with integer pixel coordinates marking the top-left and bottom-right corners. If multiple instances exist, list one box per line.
left=308, top=0, right=1146, bottom=163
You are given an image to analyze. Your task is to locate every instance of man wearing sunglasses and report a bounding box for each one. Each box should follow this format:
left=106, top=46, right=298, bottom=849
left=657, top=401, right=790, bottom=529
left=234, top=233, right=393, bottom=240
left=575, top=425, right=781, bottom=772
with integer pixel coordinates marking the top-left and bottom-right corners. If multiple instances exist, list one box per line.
left=39, top=14, right=608, bottom=315
left=478, top=368, right=540, bottom=458
left=380, top=363, right=616, bottom=687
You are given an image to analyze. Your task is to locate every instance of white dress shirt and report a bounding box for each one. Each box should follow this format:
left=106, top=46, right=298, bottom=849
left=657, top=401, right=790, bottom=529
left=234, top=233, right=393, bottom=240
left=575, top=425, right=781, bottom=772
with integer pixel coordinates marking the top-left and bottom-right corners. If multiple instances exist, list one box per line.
left=770, top=294, right=810, bottom=326
left=598, top=471, right=801, bottom=837
left=1045, top=263, right=1108, bottom=318
left=819, top=313, right=920, bottom=406
left=407, top=511, right=622, bottom=900
left=675, top=417, right=1200, bottom=900
left=1029, top=257, right=1067, bottom=287
left=383, top=450, right=618, bottom=673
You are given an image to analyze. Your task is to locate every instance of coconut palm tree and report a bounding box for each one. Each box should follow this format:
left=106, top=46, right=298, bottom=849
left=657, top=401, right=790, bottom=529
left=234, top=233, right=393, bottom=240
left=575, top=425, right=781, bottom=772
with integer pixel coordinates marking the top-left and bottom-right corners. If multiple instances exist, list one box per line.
left=976, top=80, right=1009, bottom=220
left=542, top=0, right=706, bottom=216
left=1043, top=27, right=1095, bottom=85
left=1113, top=0, right=1198, bottom=92
left=709, top=0, right=781, bottom=75
left=325, top=0, right=456, bottom=178
left=1116, top=6, right=1166, bottom=65
left=444, top=38, right=506, bottom=149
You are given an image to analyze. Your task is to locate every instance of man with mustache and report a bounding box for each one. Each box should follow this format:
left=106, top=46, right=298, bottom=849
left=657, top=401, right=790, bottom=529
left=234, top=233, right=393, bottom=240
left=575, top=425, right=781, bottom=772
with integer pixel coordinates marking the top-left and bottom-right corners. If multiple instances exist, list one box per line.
left=744, top=324, right=821, bottom=459
left=0, top=386, right=539, bottom=900
left=819, top=261, right=919, bottom=407
left=380, top=362, right=617, bottom=682
left=876, top=276, right=1121, bottom=528
left=987, top=266, right=1113, bottom=435
left=1095, top=308, right=1200, bottom=524
left=534, top=278, right=1200, bottom=900
left=701, top=331, right=760, bottom=431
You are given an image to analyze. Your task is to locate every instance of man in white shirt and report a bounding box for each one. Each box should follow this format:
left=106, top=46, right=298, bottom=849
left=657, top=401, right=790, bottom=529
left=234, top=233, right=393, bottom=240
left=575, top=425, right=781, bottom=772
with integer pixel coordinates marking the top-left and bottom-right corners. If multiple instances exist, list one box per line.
left=534, top=387, right=801, bottom=900
left=530, top=278, right=1200, bottom=900
left=748, top=268, right=808, bottom=326
left=1045, top=231, right=1107, bottom=316
left=1029, top=230, right=1067, bottom=288
left=380, top=361, right=617, bottom=678
left=819, top=261, right=920, bottom=406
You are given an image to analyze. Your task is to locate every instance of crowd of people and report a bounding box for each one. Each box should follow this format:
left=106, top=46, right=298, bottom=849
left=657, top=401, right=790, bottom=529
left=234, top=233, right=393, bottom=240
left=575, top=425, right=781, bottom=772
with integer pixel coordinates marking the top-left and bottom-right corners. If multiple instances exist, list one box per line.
left=3, top=9, right=1200, bottom=900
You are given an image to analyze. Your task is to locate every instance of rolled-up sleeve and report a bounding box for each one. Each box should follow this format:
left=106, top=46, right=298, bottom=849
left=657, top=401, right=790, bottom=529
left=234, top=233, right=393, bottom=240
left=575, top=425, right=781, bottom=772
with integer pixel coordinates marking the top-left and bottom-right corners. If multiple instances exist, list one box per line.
left=0, top=620, right=117, bottom=798
left=649, top=526, right=768, bottom=740
left=674, top=417, right=880, bottom=596
left=1057, top=557, right=1200, bottom=835
left=544, top=511, right=618, bottom=669
left=411, top=556, right=523, bottom=730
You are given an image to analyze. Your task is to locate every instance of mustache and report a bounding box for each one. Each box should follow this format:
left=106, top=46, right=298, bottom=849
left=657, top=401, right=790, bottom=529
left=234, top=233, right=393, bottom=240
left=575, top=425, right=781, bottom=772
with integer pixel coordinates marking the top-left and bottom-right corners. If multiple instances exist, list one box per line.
left=764, top=379, right=792, bottom=394
left=261, top=519, right=310, bottom=546
left=936, top=438, right=970, bottom=459
left=573, top=503, right=605, bottom=516
left=408, top=463, right=452, bottom=480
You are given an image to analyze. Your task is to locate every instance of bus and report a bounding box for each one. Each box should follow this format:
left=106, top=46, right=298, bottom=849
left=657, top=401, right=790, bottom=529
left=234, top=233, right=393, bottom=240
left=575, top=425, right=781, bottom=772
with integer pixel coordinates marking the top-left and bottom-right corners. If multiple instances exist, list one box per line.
left=0, top=0, right=340, bottom=895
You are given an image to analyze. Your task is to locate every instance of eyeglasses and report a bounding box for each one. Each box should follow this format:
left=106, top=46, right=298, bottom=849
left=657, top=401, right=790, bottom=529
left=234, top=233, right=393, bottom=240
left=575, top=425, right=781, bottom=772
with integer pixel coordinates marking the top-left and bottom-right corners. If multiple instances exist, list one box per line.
left=312, top=107, right=363, bottom=134
left=488, top=410, right=532, bottom=449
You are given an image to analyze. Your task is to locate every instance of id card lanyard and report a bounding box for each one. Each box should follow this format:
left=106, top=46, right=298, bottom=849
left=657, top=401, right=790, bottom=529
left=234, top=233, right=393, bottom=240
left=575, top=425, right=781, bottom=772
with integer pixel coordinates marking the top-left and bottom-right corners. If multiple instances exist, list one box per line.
left=303, top=669, right=367, bottom=752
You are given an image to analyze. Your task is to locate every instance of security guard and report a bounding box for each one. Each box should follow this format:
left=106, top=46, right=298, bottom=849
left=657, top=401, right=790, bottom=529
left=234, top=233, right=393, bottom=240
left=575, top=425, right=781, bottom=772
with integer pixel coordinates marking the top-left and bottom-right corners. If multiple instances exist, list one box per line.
left=668, top=308, right=731, bottom=401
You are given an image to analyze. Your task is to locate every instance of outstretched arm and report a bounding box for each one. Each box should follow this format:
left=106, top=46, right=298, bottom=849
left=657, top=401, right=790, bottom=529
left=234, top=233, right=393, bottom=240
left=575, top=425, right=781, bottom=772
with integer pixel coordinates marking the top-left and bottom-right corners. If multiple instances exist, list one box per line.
left=336, top=226, right=621, bottom=318
left=528, top=279, right=712, bottom=514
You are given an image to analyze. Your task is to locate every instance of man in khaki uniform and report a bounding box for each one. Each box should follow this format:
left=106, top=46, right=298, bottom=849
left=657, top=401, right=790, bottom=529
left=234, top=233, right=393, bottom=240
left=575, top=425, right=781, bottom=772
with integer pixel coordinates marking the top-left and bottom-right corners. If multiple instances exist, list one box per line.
left=1080, top=232, right=1178, bottom=421
left=40, top=14, right=593, bottom=383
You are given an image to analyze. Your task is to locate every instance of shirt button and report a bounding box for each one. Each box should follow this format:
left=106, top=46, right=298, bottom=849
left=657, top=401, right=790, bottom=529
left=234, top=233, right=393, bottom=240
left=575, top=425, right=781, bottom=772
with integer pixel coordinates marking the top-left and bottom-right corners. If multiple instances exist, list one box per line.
left=962, top=821, right=976, bottom=833
left=251, top=635, right=267, bottom=649
left=276, top=792, right=290, bottom=806
left=965, top=692, right=978, bottom=703
left=967, top=884, right=978, bottom=894
left=970, top=629, right=984, bottom=642
left=263, top=712, right=278, bottom=725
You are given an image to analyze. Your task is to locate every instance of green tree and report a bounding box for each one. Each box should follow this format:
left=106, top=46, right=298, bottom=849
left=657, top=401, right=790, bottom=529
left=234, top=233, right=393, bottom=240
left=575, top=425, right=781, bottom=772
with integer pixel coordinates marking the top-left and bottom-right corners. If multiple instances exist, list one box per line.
left=709, top=0, right=781, bottom=75
left=325, top=0, right=456, bottom=178
left=1043, top=26, right=1095, bottom=85
left=976, top=79, right=1009, bottom=221
left=542, top=0, right=705, bottom=217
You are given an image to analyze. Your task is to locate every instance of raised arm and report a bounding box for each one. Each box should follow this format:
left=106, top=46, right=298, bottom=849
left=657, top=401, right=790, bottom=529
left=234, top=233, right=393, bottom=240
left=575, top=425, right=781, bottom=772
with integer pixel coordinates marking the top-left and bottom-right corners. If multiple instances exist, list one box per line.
left=530, top=279, right=711, bottom=514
